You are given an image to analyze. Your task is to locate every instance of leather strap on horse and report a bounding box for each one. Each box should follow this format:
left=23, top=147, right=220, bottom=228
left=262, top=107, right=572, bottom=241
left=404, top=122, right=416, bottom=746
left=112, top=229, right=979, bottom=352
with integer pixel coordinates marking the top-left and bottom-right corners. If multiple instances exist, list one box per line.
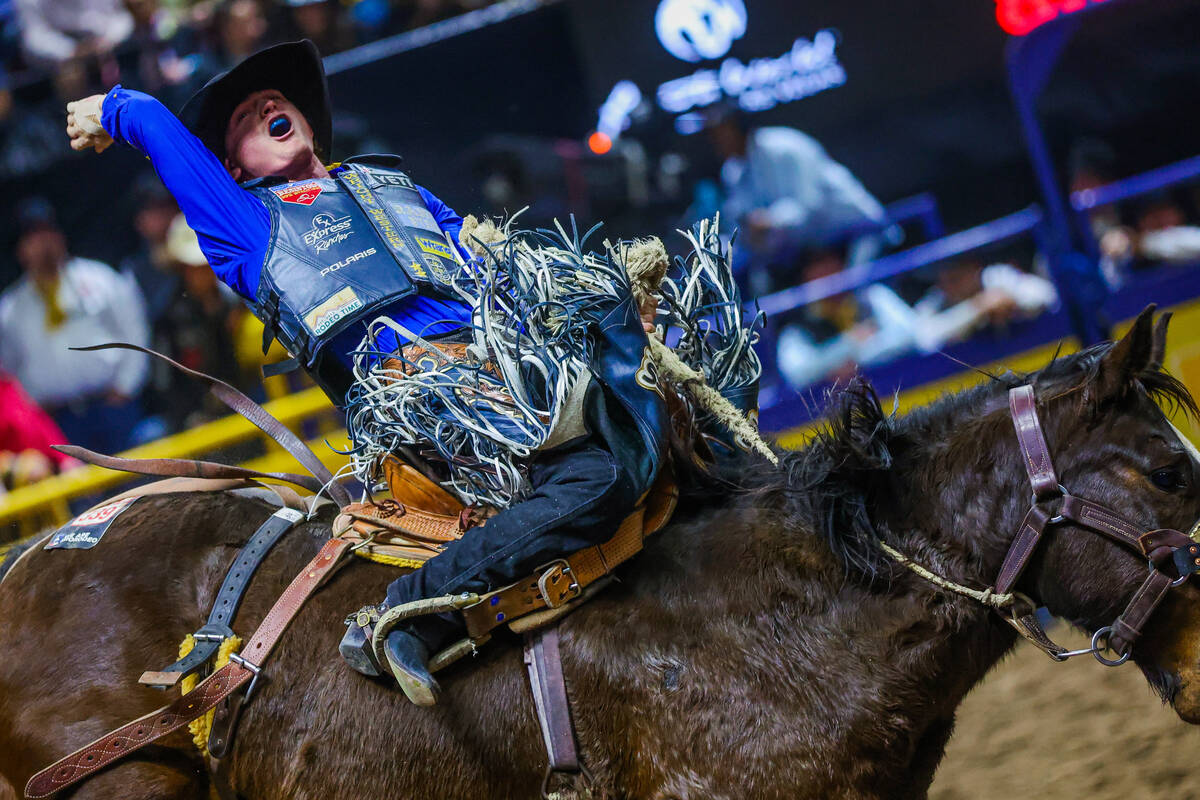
left=525, top=626, right=598, bottom=799
left=25, top=537, right=352, bottom=799
left=462, top=506, right=646, bottom=639
left=885, top=383, right=1200, bottom=666
left=524, top=627, right=579, bottom=774
left=54, top=444, right=328, bottom=496
left=139, top=507, right=307, bottom=689
left=70, top=343, right=352, bottom=507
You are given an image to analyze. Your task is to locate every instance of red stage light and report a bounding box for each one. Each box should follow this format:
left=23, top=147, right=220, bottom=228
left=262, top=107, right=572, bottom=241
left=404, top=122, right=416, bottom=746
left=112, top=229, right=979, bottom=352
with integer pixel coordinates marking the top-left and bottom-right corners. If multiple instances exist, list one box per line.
left=587, top=131, right=613, bottom=155
left=995, top=0, right=1111, bottom=36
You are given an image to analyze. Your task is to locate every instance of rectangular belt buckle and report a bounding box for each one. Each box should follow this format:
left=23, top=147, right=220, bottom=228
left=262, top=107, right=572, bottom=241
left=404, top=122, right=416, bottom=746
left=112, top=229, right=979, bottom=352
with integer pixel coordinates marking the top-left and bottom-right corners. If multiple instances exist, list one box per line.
left=536, top=560, right=581, bottom=609
left=228, top=653, right=263, bottom=704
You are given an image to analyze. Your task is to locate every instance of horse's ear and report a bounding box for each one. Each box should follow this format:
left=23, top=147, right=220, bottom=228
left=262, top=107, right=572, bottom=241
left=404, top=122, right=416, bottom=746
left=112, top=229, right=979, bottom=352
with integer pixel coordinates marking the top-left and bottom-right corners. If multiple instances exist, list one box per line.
left=1149, top=311, right=1172, bottom=371
left=1096, top=304, right=1157, bottom=399
left=827, top=377, right=896, bottom=473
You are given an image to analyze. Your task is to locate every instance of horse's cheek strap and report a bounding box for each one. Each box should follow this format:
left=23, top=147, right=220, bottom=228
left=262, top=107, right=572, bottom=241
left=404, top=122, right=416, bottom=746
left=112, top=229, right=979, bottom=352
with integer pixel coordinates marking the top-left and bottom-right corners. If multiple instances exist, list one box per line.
left=995, top=505, right=1051, bottom=594
left=1110, top=569, right=1175, bottom=654
left=25, top=538, right=351, bottom=799
left=1009, top=385, right=1059, bottom=500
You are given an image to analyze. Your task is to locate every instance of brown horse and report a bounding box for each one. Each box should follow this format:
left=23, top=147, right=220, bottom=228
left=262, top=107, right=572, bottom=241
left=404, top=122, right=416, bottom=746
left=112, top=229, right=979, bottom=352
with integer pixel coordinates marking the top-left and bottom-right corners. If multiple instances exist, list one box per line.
left=4, top=307, right=1200, bottom=800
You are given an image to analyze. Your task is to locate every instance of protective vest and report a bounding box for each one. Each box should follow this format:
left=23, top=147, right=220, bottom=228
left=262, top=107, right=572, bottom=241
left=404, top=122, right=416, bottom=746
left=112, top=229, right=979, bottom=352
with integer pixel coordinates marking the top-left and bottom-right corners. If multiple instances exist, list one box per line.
left=245, top=155, right=462, bottom=374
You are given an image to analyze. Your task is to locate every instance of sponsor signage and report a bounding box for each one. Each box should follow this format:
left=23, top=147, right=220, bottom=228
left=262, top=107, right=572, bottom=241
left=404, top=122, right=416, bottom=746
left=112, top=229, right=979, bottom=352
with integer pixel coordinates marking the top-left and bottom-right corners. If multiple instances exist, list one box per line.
left=305, top=287, right=364, bottom=335
left=44, top=497, right=138, bottom=550
left=594, top=0, right=847, bottom=141
left=995, top=0, right=1112, bottom=36
left=304, top=213, right=354, bottom=253
left=320, top=247, right=377, bottom=277
left=274, top=182, right=324, bottom=206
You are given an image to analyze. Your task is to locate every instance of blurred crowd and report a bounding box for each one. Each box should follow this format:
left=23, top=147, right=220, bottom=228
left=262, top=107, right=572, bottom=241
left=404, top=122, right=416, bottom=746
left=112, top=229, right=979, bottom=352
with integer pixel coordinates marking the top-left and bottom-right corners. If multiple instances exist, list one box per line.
left=0, top=0, right=522, bottom=494
left=2, top=1, right=1200, bottom=498
left=0, top=0, right=502, bottom=180
left=697, top=111, right=1200, bottom=391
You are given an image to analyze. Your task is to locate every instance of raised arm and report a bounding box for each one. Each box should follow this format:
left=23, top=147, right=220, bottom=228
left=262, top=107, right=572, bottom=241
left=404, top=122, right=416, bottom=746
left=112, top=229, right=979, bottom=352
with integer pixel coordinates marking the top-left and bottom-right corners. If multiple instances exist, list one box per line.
left=66, top=87, right=271, bottom=300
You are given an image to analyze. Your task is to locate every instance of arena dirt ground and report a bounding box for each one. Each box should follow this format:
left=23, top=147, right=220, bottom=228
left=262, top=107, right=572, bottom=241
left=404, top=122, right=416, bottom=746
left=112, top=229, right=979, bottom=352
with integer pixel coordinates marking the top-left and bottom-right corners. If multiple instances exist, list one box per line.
left=929, top=625, right=1200, bottom=800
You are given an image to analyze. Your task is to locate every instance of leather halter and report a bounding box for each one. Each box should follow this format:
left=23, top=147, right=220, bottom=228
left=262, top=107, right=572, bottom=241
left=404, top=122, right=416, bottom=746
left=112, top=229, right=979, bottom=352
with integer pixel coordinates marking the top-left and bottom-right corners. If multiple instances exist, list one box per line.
left=998, top=384, right=1200, bottom=664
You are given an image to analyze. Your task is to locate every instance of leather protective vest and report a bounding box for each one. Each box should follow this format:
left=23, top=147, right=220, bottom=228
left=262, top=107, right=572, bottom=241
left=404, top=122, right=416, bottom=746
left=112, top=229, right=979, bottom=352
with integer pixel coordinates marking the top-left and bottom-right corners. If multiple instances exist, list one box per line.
left=246, top=155, right=462, bottom=370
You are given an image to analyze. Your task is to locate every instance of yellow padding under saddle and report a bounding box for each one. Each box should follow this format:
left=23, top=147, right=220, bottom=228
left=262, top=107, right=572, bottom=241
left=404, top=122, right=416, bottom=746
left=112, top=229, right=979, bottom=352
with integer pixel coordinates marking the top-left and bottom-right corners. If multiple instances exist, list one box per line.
left=177, top=633, right=243, bottom=757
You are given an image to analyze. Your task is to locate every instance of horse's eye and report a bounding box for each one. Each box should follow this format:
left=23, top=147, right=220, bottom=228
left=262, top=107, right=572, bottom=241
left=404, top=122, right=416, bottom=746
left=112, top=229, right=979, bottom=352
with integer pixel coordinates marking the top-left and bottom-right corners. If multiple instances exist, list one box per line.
left=1151, top=467, right=1186, bottom=492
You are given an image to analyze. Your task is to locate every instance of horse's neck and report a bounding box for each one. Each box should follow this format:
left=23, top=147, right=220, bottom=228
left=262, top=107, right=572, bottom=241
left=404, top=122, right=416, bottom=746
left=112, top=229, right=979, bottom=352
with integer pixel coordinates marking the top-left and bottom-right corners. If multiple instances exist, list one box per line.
left=580, top=500, right=1020, bottom=798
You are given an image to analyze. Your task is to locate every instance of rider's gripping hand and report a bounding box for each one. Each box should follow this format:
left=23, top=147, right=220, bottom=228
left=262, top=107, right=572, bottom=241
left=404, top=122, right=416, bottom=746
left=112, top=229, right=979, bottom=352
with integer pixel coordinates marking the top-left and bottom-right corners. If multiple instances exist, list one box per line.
left=66, top=94, right=113, bottom=153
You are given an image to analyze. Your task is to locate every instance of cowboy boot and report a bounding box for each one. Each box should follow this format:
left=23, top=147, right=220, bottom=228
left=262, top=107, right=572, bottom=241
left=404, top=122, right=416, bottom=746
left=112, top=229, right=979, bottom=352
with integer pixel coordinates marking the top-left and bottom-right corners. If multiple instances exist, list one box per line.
left=385, top=627, right=440, bottom=706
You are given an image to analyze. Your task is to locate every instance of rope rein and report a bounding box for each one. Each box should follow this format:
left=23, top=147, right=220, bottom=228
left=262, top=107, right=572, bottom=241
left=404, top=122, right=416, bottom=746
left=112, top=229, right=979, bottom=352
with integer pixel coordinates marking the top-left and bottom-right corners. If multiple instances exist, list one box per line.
left=876, top=540, right=1017, bottom=610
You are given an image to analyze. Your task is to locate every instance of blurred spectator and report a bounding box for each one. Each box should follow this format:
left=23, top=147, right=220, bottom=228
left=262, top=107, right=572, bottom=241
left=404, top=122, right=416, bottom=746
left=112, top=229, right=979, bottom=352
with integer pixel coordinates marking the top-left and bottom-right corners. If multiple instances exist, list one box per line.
left=706, top=104, right=889, bottom=297
left=14, top=0, right=133, bottom=67
left=120, top=174, right=181, bottom=322
left=0, top=371, right=80, bottom=492
left=151, top=215, right=242, bottom=429
left=0, top=82, right=63, bottom=179
left=281, top=0, right=357, bottom=55
left=775, top=248, right=914, bottom=389
left=0, top=197, right=150, bottom=454
left=909, top=259, right=1058, bottom=352
left=1069, top=138, right=1120, bottom=237
left=115, top=0, right=203, bottom=103
left=203, top=0, right=269, bottom=74
left=1099, top=191, right=1200, bottom=279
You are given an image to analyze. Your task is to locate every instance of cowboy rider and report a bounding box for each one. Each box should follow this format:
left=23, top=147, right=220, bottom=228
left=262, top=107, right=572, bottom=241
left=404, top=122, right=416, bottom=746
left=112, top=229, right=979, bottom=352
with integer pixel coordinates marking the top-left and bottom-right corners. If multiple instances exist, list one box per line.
left=65, top=40, right=668, bottom=706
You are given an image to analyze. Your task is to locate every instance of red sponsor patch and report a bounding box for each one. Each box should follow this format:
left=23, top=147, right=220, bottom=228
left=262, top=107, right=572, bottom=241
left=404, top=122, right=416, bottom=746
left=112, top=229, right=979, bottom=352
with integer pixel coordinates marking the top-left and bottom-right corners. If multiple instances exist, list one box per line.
left=273, top=182, right=323, bottom=206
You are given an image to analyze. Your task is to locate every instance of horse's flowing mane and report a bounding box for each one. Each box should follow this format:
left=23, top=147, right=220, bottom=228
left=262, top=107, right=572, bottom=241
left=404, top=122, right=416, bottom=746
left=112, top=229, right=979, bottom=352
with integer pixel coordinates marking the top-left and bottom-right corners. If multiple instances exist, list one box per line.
left=692, top=338, right=1198, bottom=585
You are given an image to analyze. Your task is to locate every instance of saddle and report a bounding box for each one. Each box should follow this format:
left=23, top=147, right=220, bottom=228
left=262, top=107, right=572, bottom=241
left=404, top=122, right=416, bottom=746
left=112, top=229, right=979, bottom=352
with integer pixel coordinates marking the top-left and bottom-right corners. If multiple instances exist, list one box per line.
left=336, top=453, right=678, bottom=671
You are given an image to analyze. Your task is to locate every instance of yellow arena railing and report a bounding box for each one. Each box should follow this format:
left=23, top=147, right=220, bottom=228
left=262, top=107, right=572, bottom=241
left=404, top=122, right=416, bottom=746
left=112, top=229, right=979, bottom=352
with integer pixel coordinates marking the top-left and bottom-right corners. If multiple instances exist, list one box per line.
left=0, top=385, right=349, bottom=539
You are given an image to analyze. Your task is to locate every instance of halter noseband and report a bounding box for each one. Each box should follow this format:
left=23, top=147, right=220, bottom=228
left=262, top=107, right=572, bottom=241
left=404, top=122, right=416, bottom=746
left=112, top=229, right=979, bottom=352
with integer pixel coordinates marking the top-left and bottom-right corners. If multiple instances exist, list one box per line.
left=884, top=383, right=1200, bottom=666
left=998, top=384, right=1200, bottom=664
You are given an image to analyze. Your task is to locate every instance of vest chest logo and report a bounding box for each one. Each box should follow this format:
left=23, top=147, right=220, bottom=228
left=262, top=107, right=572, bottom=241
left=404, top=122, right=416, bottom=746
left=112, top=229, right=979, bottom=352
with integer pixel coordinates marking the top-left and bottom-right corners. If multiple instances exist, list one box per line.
left=415, top=235, right=454, bottom=261
left=376, top=172, right=416, bottom=190
left=274, top=182, right=323, bottom=205
left=320, top=247, right=377, bottom=277
left=305, top=287, right=363, bottom=335
left=303, top=213, right=354, bottom=252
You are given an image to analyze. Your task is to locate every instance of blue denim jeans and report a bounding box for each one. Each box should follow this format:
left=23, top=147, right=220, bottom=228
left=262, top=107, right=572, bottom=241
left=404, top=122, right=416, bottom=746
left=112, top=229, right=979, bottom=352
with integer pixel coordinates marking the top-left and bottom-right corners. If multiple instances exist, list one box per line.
left=384, top=437, right=639, bottom=649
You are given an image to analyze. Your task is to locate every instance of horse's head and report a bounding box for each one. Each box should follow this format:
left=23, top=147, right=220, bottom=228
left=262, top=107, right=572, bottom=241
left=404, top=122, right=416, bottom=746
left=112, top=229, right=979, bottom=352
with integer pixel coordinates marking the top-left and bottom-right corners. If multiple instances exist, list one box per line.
left=799, top=306, right=1200, bottom=723
left=1005, top=307, right=1200, bottom=722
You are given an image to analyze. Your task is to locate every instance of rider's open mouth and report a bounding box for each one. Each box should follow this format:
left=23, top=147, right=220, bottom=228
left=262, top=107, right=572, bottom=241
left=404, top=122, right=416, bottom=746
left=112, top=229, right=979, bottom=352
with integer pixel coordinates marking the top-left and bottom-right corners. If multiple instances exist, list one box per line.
left=268, top=114, right=293, bottom=139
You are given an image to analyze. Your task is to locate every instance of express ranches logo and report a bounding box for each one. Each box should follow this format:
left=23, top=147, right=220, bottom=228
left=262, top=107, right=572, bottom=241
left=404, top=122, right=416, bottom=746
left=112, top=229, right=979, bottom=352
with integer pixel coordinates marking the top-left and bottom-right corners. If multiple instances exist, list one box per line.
left=303, top=213, right=354, bottom=252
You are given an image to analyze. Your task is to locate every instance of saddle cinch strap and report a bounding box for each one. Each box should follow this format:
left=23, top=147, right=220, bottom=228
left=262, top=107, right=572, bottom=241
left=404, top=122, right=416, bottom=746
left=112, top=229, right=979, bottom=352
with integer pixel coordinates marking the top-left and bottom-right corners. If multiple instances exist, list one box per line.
left=25, top=537, right=353, bottom=799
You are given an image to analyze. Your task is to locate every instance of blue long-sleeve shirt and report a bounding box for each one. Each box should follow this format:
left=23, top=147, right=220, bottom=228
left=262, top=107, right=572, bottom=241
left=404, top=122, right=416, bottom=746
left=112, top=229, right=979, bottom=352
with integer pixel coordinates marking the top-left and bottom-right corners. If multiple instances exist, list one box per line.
left=100, top=85, right=471, bottom=364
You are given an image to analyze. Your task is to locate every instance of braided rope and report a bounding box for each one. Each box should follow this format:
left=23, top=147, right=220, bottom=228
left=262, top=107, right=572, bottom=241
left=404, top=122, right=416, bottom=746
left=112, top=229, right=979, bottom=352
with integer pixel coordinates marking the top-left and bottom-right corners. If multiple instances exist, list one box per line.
left=877, top=540, right=1016, bottom=609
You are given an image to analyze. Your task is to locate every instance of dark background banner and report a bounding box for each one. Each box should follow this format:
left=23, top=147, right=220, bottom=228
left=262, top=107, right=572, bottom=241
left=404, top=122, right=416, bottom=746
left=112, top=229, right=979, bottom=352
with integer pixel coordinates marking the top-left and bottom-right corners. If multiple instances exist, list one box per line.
left=4, top=0, right=1199, bottom=283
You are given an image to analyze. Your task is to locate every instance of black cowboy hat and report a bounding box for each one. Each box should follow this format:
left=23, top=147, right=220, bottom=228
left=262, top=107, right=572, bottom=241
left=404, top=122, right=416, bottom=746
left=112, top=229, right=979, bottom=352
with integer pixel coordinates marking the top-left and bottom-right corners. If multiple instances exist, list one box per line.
left=179, top=39, right=332, bottom=161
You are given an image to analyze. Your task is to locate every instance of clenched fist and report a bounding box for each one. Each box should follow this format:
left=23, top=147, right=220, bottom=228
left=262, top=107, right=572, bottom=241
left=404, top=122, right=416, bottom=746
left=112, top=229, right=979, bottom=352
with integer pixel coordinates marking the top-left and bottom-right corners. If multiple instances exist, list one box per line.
left=66, top=94, right=113, bottom=154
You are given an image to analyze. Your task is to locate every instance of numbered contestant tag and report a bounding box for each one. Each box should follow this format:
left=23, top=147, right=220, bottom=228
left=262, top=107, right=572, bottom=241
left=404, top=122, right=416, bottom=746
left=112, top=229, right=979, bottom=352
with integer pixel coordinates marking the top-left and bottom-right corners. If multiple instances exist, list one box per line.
left=44, top=497, right=139, bottom=550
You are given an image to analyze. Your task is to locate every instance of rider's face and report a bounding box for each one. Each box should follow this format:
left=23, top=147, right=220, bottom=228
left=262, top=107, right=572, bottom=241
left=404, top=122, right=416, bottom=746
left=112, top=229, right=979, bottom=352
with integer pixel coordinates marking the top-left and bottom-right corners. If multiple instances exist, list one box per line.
left=223, top=90, right=317, bottom=181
